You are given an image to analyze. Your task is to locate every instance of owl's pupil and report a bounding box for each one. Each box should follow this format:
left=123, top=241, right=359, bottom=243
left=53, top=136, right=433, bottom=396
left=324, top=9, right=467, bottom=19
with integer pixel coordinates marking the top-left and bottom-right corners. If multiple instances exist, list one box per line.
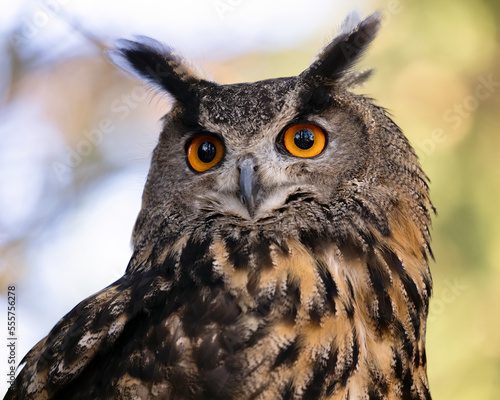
left=294, top=129, right=314, bottom=150
left=198, top=142, right=217, bottom=163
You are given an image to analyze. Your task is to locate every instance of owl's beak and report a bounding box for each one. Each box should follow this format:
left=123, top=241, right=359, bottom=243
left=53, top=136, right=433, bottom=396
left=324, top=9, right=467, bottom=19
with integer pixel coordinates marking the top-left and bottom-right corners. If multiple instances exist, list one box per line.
left=238, top=155, right=260, bottom=218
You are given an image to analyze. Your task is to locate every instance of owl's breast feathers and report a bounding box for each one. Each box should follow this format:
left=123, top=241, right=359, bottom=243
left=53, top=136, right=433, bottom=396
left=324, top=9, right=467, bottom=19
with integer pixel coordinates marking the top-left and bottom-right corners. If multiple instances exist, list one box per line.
left=9, top=190, right=432, bottom=399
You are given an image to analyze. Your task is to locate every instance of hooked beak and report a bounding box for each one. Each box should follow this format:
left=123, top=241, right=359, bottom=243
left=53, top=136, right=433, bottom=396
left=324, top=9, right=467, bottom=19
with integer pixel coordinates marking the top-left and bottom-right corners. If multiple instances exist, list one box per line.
left=238, top=156, right=260, bottom=218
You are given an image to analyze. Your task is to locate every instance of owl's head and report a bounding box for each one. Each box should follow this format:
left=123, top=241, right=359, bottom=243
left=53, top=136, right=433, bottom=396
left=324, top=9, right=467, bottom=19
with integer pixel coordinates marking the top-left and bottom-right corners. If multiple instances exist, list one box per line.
left=110, top=12, right=431, bottom=257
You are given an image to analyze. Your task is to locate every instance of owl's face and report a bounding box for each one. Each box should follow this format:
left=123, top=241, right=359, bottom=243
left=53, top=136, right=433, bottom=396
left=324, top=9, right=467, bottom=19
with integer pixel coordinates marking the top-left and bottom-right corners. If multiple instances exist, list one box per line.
left=146, top=78, right=369, bottom=233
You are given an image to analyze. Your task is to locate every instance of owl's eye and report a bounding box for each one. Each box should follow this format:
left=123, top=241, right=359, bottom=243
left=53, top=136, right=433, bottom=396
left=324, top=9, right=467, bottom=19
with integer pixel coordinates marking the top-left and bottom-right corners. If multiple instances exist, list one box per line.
left=283, top=124, right=326, bottom=158
left=187, top=135, right=224, bottom=172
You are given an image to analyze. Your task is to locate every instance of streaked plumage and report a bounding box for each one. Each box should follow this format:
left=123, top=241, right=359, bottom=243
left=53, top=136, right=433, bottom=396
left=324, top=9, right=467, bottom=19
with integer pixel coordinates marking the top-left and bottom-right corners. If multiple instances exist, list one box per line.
left=6, top=12, right=434, bottom=400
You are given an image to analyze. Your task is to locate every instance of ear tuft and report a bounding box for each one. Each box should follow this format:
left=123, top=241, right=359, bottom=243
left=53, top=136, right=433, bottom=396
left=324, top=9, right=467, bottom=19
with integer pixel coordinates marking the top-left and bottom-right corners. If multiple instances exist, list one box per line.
left=301, top=12, right=381, bottom=86
left=108, top=36, right=201, bottom=105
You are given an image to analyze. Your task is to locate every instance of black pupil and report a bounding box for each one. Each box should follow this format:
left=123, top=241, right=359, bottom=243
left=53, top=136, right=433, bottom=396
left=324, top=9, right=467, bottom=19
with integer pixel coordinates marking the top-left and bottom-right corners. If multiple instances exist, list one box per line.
left=294, top=129, right=314, bottom=150
left=198, top=141, right=216, bottom=163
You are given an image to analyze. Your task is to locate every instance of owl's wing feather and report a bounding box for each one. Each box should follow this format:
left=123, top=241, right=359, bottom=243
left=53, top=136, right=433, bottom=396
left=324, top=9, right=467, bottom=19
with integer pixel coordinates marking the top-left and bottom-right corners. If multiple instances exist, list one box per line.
left=6, top=280, right=125, bottom=399
left=6, top=269, right=171, bottom=399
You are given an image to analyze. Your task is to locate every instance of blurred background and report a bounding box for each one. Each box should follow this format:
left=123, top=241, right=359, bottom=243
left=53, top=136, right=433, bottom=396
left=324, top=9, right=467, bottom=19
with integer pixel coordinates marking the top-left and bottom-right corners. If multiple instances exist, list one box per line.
left=0, top=0, right=499, bottom=398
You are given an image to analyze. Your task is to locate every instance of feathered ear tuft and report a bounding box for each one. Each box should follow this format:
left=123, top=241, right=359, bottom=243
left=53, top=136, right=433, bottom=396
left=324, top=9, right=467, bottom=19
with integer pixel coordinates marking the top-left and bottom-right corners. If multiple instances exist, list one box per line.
left=108, top=36, right=201, bottom=106
left=301, top=12, right=381, bottom=86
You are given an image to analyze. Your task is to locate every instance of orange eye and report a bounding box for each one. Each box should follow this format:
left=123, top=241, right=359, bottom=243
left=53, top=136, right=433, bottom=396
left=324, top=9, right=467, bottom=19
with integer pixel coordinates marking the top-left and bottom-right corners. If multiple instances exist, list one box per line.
left=187, top=135, right=224, bottom=172
left=283, top=124, right=326, bottom=158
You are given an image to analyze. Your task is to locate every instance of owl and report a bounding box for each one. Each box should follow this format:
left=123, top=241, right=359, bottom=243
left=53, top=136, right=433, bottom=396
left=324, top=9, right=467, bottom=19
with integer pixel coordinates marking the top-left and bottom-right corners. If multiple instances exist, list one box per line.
left=6, top=12, right=434, bottom=400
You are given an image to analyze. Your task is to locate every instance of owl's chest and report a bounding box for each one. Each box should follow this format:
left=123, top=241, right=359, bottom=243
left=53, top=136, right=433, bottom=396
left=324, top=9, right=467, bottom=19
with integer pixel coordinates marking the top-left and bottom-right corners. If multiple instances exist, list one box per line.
left=146, top=236, right=376, bottom=399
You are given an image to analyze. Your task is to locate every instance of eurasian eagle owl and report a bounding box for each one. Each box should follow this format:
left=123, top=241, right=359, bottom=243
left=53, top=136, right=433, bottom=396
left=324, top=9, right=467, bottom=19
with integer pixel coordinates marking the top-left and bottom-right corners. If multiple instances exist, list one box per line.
left=7, top=12, right=434, bottom=400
